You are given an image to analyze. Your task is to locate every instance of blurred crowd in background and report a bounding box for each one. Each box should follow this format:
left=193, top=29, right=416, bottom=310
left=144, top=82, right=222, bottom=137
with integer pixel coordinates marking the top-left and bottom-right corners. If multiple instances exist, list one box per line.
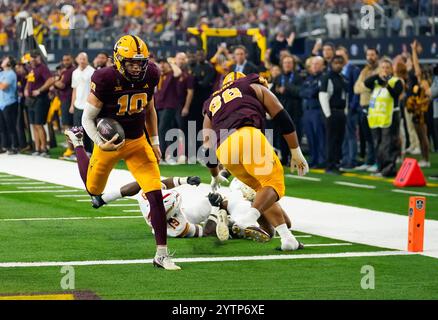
left=1, top=0, right=438, bottom=52
left=1, top=36, right=438, bottom=179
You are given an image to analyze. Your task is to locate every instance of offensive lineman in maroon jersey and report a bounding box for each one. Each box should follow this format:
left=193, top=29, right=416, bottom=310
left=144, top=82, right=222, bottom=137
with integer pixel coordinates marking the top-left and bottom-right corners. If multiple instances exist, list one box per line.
left=64, top=35, right=180, bottom=270
left=202, top=71, right=309, bottom=251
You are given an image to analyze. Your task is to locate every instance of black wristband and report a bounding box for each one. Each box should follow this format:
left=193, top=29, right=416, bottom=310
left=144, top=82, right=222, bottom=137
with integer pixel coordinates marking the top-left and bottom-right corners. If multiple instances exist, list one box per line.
left=272, top=109, right=296, bottom=135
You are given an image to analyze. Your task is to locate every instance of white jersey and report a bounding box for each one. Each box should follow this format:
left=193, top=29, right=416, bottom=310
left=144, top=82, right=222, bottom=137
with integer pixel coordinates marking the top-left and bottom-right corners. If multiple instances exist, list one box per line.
left=137, top=189, right=212, bottom=238
left=137, top=179, right=259, bottom=237
left=138, top=195, right=189, bottom=238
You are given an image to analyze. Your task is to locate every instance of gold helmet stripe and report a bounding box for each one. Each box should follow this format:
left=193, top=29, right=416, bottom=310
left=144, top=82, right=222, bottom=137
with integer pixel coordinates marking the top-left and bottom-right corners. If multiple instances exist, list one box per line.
left=131, top=35, right=140, bottom=54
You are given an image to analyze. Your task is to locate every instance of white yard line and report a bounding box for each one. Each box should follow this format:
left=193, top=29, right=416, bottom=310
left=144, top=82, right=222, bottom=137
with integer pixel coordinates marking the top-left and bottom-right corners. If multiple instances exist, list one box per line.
left=0, top=182, right=46, bottom=185
left=274, top=235, right=312, bottom=239
left=285, top=174, right=321, bottom=182
left=0, top=251, right=415, bottom=268
left=334, top=181, right=377, bottom=189
left=0, top=174, right=12, bottom=178
left=0, top=216, right=143, bottom=222
left=0, top=190, right=82, bottom=194
left=75, top=199, right=132, bottom=202
left=304, top=243, right=352, bottom=247
left=55, top=195, right=89, bottom=198
left=106, top=204, right=139, bottom=207
left=391, top=189, right=438, bottom=197
left=17, top=186, right=65, bottom=190
left=0, top=178, right=30, bottom=182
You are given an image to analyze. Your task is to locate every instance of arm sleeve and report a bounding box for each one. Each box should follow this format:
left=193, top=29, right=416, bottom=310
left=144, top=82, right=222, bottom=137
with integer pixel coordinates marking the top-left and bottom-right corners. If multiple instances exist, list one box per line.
left=319, top=75, right=329, bottom=92
left=319, top=91, right=331, bottom=118
left=386, top=79, right=403, bottom=99
left=81, top=103, right=103, bottom=145
left=364, top=75, right=378, bottom=90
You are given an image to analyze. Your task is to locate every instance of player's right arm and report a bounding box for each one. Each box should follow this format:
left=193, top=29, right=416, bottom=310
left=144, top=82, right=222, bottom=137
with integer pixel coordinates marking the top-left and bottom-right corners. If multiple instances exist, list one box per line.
left=82, top=92, right=125, bottom=151
left=251, top=83, right=309, bottom=176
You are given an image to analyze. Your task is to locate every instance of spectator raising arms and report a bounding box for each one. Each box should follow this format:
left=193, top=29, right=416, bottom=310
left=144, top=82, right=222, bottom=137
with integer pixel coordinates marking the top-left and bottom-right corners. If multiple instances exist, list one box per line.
left=405, top=40, right=431, bottom=168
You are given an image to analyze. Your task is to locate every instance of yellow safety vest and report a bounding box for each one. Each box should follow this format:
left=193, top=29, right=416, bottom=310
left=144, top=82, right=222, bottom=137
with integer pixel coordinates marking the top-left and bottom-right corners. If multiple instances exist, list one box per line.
left=367, top=77, right=399, bottom=128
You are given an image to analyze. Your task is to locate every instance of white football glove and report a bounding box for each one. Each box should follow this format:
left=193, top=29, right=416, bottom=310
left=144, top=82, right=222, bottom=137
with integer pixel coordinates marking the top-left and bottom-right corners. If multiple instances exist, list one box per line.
left=210, top=175, right=229, bottom=192
left=290, top=147, right=309, bottom=176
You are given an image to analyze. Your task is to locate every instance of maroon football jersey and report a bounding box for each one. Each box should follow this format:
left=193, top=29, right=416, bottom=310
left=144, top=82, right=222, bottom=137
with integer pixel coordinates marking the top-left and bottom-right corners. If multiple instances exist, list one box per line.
left=91, top=63, right=160, bottom=139
left=203, top=73, right=267, bottom=145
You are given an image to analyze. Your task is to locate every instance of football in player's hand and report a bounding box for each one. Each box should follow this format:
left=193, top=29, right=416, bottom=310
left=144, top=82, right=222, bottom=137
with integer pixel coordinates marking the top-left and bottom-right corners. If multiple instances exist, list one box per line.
left=97, top=118, right=125, bottom=144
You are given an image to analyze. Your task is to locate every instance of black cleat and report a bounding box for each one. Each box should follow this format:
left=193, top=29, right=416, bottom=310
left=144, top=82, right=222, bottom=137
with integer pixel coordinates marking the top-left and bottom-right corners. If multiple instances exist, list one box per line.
left=91, top=195, right=106, bottom=209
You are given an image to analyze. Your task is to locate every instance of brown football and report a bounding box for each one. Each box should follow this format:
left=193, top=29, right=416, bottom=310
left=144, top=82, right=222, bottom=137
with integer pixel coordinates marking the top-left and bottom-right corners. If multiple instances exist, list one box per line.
left=96, top=118, right=125, bottom=144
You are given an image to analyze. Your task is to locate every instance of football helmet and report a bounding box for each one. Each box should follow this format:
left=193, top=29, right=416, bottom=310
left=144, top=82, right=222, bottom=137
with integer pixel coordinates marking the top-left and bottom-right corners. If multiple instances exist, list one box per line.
left=113, top=35, right=149, bottom=82
left=222, top=71, right=246, bottom=87
left=162, top=190, right=182, bottom=219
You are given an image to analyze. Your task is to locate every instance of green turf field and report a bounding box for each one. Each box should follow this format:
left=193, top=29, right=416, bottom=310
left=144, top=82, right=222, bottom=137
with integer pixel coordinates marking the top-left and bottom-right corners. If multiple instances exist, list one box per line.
left=1, top=173, right=437, bottom=299
left=48, top=133, right=438, bottom=219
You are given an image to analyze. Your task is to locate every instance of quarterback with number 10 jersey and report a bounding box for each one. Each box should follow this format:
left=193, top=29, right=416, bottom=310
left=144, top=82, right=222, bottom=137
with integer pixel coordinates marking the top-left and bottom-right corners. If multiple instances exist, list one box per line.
left=84, top=62, right=161, bottom=196
left=90, top=63, right=160, bottom=139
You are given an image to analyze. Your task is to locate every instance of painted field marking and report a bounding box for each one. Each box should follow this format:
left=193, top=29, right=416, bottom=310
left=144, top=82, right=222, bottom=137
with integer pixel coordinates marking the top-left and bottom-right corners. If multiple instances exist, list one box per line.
left=391, top=189, right=438, bottom=197
left=0, top=251, right=415, bottom=268
left=123, top=210, right=142, bottom=213
left=0, top=190, right=82, bottom=194
left=334, top=181, right=377, bottom=189
left=0, top=216, right=144, bottom=222
left=285, top=174, right=321, bottom=182
left=75, top=198, right=132, bottom=202
left=0, top=182, right=46, bottom=185
left=274, top=235, right=312, bottom=239
left=0, top=178, right=30, bottom=182
left=304, top=243, right=352, bottom=247
left=106, top=204, right=139, bottom=207
left=0, top=174, right=12, bottom=178
left=18, top=186, right=65, bottom=190
left=55, top=195, right=89, bottom=198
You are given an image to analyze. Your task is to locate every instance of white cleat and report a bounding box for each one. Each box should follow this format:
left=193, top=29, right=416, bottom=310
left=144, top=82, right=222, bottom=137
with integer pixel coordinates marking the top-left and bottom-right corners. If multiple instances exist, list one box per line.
left=153, top=254, right=181, bottom=270
left=280, top=239, right=304, bottom=251
left=215, top=209, right=230, bottom=242
left=64, top=127, right=84, bottom=148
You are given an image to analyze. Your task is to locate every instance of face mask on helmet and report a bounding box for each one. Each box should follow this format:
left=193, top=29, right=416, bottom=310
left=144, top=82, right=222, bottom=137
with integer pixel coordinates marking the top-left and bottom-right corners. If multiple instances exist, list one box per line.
left=119, top=57, right=149, bottom=82
left=162, top=190, right=182, bottom=219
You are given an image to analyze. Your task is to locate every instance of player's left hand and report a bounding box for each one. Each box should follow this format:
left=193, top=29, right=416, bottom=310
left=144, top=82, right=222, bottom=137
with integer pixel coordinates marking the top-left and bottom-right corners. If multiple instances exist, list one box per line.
left=207, top=192, right=224, bottom=207
left=152, top=145, right=162, bottom=162
left=290, top=147, right=309, bottom=176
left=210, top=174, right=229, bottom=192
